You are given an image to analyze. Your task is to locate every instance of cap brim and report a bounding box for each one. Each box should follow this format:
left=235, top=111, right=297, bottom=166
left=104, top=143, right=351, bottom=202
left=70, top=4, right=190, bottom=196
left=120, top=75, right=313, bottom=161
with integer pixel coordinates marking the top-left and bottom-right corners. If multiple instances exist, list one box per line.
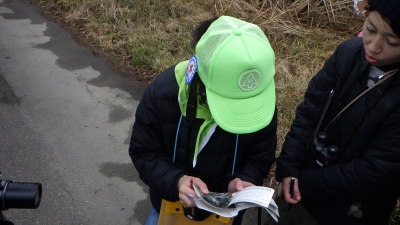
left=206, top=79, right=276, bottom=134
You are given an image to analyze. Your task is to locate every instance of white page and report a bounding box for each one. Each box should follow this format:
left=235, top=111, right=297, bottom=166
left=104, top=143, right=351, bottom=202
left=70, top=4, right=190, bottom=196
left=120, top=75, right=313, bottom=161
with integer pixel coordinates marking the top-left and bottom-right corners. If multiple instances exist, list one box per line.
left=266, top=207, right=279, bottom=222
left=229, top=186, right=274, bottom=208
left=267, top=199, right=279, bottom=216
left=194, top=199, right=241, bottom=218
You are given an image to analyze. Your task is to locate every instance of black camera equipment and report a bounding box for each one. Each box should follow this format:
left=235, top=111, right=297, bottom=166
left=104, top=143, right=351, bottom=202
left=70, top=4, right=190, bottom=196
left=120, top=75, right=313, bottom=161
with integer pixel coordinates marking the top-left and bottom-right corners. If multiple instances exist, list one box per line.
left=0, top=172, right=42, bottom=225
left=308, top=89, right=339, bottom=168
left=309, top=70, right=399, bottom=168
left=313, top=131, right=339, bottom=167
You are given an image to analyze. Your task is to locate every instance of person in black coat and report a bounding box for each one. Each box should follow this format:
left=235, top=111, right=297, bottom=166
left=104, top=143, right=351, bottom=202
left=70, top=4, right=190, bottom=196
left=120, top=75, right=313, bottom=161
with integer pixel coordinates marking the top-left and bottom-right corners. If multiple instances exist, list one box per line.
left=129, top=16, right=277, bottom=225
left=272, top=0, right=400, bottom=224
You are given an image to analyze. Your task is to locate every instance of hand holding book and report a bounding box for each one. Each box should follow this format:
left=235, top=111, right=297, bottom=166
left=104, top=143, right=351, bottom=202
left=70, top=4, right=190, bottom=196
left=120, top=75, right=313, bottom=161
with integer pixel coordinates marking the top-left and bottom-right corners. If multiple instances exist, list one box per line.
left=192, top=184, right=279, bottom=222
left=178, top=175, right=208, bottom=208
left=228, top=178, right=255, bottom=195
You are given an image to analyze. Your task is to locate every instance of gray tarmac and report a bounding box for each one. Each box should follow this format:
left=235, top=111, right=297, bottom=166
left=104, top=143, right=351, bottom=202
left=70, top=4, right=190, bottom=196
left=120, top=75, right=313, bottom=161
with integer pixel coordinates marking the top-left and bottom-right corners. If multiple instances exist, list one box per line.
left=0, top=0, right=151, bottom=224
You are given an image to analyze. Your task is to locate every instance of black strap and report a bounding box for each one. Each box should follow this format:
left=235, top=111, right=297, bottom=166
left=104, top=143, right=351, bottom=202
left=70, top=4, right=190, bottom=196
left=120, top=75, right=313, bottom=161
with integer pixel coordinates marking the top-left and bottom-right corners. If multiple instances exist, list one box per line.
left=307, top=89, right=335, bottom=150
left=324, top=69, right=398, bottom=131
left=185, top=75, right=198, bottom=163
left=186, top=81, right=197, bottom=126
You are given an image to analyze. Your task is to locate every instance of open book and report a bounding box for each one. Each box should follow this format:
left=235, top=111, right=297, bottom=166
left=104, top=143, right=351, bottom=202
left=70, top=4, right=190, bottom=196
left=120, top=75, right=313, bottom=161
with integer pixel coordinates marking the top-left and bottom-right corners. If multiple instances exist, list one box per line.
left=192, top=184, right=279, bottom=222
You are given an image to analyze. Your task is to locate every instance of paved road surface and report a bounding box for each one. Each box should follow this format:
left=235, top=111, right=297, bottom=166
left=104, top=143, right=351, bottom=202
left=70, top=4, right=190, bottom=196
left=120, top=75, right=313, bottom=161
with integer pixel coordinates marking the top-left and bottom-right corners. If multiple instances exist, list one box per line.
left=0, top=1, right=265, bottom=224
left=0, top=0, right=151, bottom=224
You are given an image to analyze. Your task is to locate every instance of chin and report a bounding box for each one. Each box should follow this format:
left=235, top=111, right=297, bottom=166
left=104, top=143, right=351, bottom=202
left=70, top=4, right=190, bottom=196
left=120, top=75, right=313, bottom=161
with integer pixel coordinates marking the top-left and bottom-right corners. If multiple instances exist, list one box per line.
left=371, top=62, right=384, bottom=66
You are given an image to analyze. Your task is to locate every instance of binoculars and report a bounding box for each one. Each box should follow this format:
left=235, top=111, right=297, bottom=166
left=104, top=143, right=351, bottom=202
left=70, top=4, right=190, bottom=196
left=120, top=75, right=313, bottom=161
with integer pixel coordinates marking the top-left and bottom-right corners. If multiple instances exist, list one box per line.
left=313, top=132, right=339, bottom=167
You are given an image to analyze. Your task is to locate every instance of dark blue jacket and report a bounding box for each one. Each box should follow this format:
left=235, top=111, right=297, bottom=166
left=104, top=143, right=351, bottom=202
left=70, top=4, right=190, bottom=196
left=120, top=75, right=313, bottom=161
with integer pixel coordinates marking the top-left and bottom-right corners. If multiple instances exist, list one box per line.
left=277, top=38, right=400, bottom=225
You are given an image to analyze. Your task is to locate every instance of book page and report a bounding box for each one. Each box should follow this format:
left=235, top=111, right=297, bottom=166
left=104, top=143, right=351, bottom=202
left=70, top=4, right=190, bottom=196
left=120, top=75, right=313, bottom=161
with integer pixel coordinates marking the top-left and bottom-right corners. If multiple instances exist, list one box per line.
left=203, top=191, right=231, bottom=208
left=268, top=199, right=279, bottom=215
left=192, top=184, right=231, bottom=209
left=192, top=184, right=278, bottom=220
left=194, top=198, right=241, bottom=218
left=229, top=186, right=274, bottom=208
left=266, top=207, right=279, bottom=222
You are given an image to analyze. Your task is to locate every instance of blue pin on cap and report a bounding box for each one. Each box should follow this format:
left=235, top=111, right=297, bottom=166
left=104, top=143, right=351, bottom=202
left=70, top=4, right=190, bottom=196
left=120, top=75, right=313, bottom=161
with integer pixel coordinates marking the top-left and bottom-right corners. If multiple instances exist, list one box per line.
left=186, top=55, right=197, bottom=84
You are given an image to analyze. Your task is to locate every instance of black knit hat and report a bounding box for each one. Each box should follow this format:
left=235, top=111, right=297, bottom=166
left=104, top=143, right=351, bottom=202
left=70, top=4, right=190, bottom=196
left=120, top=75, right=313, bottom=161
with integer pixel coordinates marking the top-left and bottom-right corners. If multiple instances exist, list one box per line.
left=368, top=0, right=400, bottom=27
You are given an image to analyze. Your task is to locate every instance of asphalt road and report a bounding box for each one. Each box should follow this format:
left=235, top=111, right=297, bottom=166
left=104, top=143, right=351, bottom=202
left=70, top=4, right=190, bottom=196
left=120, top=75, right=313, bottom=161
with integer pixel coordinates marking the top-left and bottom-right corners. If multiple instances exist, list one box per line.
left=0, top=0, right=152, bottom=224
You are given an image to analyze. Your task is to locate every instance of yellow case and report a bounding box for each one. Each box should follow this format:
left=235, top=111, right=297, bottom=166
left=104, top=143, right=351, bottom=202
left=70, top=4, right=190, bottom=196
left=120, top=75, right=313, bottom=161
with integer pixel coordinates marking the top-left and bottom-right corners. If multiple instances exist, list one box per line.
left=157, top=199, right=233, bottom=225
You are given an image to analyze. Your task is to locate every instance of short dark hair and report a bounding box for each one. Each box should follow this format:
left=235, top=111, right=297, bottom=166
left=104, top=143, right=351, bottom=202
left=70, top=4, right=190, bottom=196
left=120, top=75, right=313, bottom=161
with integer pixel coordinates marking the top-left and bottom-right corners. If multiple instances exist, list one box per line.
left=189, top=17, right=219, bottom=105
left=191, top=17, right=219, bottom=49
left=366, top=6, right=400, bottom=37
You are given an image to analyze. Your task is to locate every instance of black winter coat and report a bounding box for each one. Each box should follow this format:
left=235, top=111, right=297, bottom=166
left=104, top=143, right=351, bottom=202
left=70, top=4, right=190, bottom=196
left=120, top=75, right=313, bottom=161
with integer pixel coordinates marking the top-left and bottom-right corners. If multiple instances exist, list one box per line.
left=129, top=65, right=277, bottom=212
left=276, top=38, right=400, bottom=225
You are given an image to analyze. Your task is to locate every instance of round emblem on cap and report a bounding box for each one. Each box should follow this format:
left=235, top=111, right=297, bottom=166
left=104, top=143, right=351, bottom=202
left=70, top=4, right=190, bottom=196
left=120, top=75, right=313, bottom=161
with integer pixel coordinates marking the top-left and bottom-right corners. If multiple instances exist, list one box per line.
left=238, top=69, right=261, bottom=91
left=186, top=55, right=198, bottom=84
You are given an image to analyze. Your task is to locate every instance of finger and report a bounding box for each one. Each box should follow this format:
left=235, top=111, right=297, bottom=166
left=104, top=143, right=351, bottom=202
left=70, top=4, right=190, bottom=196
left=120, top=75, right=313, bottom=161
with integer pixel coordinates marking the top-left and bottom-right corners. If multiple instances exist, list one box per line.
left=281, top=177, right=290, bottom=194
left=235, top=179, right=243, bottom=192
left=283, top=188, right=299, bottom=204
left=193, top=178, right=209, bottom=194
left=284, top=194, right=299, bottom=204
left=181, top=201, right=190, bottom=208
left=178, top=175, right=193, bottom=192
left=180, top=183, right=197, bottom=197
left=182, top=201, right=195, bottom=208
left=180, top=199, right=187, bottom=208
left=282, top=185, right=292, bottom=203
left=293, top=180, right=301, bottom=201
left=242, top=181, right=255, bottom=188
left=282, top=178, right=299, bottom=204
left=228, top=178, right=241, bottom=194
left=179, top=193, right=195, bottom=207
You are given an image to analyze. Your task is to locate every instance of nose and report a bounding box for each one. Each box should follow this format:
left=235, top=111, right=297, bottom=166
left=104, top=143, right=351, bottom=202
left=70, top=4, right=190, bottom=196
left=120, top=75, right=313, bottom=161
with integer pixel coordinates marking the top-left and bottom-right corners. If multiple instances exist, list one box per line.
left=367, top=36, right=383, bottom=55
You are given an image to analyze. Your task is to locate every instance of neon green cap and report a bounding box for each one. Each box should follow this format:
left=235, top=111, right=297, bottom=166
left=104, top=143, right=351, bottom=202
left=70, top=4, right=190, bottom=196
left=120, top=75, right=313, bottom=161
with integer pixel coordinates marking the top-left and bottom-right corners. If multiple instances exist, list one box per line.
left=195, top=16, right=276, bottom=134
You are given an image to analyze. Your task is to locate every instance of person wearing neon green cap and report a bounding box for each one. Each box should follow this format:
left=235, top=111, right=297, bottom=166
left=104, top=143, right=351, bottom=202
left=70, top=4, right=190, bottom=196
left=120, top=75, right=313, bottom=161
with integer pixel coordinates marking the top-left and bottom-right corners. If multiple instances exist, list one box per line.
left=129, top=16, right=277, bottom=225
